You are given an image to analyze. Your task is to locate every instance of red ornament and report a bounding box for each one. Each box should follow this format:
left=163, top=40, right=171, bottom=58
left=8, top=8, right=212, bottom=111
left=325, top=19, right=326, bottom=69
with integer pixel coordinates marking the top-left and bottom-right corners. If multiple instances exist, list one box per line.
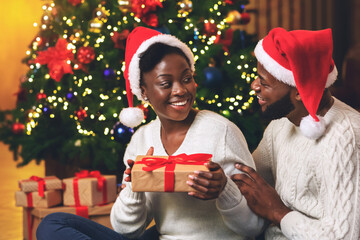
left=35, top=38, right=74, bottom=82
left=36, top=93, right=47, bottom=101
left=240, top=12, right=251, bottom=25
left=225, top=0, right=234, bottom=4
left=76, top=109, right=87, bottom=121
left=77, top=46, right=95, bottom=64
left=111, top=29, right=130, bottom=49
left=68, top=0, right=83, bottom=6
left=132, top=0, right=163, bottom=17
left=137, top=104, right=149, bottom=119
left=204, top=21, right=217, bottom=36
left=12, top=122, right=25, bottom=135
left=214, top=28, right=234, bottom=53
left=131, top=0, right=162, bottom=26
left=73, top=60, right=88, bottom=73
left=143, top=13, right=159, bottom=27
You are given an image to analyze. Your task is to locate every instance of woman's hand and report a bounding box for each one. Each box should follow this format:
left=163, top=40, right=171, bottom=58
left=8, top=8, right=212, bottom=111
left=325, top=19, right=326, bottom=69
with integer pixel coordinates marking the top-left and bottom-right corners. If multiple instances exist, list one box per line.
left=123, top=147, right=154, bottom=183
left=187, top=161, right=227, bottom=200
left=231, top=163, right=291, bottom=227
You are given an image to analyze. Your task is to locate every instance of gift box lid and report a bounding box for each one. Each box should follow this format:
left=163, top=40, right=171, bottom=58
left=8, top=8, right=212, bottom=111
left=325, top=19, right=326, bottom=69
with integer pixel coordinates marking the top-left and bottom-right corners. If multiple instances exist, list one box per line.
left=18, top=176, right=62, bottom=192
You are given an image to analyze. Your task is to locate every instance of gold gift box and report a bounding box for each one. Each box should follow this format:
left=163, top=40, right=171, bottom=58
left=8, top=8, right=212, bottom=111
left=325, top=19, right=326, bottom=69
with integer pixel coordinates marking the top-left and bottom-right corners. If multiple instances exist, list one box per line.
left=63, top=175, right=117, bottom=207
left=132, top=155, right=210, bottom=192
left=15, top=190, right=62, bottom=208
left=23, top=203, right=113, bottom=240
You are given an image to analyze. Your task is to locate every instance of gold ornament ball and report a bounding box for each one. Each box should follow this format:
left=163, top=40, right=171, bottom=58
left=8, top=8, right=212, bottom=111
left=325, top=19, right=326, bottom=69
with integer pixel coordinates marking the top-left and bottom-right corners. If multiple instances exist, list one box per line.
left=88, top=18, right=103, bottom=33
left=178, top=0, right=193, bottom=16
left=69, top=29, right=84, bottom=42
left=118, top=0, right=132, bottom=14
left=93, top=7, right=108, bottom=21
left=226, top=10, right=241, bottom=25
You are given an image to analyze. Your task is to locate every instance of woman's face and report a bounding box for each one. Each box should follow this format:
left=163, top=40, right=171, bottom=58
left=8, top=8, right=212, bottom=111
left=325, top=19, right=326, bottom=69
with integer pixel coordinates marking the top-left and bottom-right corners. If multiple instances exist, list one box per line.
left=141, top=53, right=196, bottom=123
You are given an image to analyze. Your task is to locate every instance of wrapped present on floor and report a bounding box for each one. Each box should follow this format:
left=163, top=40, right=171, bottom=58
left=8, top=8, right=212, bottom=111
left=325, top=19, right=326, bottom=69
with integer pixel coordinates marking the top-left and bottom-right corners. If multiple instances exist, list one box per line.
left=132, top=154, right=212, bottom=192
left=63, top=170, right=116, bottom=207
left=15, top=190, right=62, bottom=208
left=23, top=203, right=114, bottom=240
left=19, top=176, right=62, bottom=197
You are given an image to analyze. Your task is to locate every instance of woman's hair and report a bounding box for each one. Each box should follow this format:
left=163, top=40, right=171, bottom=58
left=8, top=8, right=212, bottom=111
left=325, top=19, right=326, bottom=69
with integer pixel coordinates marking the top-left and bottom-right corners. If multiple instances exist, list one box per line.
left=139, top=42, right=191, bottom=85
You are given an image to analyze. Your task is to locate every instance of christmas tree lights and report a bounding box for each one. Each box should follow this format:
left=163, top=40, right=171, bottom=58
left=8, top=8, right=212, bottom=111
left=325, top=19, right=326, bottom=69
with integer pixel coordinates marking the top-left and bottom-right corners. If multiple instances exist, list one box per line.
left=0, top=0, right=263, bottom=174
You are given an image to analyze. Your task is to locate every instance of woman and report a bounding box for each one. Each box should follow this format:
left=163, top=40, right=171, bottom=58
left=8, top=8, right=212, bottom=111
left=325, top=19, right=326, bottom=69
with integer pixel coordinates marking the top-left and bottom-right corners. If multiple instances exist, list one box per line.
left=37, top=26, right=264, bottom=240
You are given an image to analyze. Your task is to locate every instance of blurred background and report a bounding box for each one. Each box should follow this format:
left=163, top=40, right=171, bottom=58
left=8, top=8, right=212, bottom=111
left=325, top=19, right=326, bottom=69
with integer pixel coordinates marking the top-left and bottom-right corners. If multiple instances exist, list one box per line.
left=1, top=0, right=359, bottom=239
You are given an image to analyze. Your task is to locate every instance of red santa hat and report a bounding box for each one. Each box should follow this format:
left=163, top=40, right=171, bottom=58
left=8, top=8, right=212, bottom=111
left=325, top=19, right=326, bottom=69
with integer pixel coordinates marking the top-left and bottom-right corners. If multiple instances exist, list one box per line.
left=119, top=26, right=195, bottom=128
left=254, top=27, right=338, bottom=140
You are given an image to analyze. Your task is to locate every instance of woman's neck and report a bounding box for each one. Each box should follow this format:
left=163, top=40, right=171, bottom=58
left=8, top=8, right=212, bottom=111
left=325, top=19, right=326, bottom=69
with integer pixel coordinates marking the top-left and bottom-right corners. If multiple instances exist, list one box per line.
left=159, top=109, right=198, bottom=155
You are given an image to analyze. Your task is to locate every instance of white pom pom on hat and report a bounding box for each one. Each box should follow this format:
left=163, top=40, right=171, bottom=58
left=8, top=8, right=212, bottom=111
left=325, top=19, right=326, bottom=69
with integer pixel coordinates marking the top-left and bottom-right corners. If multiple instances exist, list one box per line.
left=254, top=27, right=338, bottom=140
left=119, top=26, right=195, bottom=128
left=119, top=107, right=144, bottom=128
left=299, top=115, right=326, bottom=140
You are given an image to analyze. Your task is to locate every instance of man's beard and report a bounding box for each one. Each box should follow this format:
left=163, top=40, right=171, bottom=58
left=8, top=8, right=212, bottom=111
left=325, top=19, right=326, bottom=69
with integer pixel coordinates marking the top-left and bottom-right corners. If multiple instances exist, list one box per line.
left=261, top=91, right=295, bottom=121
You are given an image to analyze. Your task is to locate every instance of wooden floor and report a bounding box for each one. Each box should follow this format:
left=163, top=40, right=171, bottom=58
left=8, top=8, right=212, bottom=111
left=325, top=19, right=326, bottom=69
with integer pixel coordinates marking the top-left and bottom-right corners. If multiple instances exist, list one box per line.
left=0, top=143, right=44, bottom=240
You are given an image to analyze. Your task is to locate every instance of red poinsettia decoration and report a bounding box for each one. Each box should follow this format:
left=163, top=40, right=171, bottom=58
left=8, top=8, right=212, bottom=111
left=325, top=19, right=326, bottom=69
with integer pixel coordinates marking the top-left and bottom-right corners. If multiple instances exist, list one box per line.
left=111, top=29, right=130, bottom=49
left=132, top=0, right=162, bottom=26
left=77, top=46, right=95, bottom=64
left=35, top=38, right=74, bottom=82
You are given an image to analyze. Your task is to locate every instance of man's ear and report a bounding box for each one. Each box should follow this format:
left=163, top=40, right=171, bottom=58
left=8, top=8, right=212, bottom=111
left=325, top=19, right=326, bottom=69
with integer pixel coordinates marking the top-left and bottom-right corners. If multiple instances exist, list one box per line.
left=294, top=89, right=301, bottom=101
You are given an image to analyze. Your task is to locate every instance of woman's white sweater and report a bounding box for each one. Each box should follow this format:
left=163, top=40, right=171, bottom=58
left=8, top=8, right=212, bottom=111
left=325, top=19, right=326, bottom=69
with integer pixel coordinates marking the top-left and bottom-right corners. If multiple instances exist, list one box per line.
left=111, top=110, right=264, bottom=240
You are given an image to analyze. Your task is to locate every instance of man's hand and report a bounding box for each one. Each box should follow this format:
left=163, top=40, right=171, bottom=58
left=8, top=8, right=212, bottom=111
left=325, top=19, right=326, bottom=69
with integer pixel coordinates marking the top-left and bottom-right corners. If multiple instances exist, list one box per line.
left=187, top=161, right=227, bottom=200
left=231, top=163, right=291, bottom=227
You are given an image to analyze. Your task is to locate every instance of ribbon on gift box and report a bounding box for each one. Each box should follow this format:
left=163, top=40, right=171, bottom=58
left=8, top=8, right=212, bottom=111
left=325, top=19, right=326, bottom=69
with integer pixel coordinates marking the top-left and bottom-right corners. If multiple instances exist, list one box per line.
left=18, top=176, right=46, bottom=197
left=19, top=175, right=61, bottom=197
left=136, top=153, right=212, bottom=192
left=72, top=170, right=108, bottom=218
left=26, top=192, right=33, bottom=240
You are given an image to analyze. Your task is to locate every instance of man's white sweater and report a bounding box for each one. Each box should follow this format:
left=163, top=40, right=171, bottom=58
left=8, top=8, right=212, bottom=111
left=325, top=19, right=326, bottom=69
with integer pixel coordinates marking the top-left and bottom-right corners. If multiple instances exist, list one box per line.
left=111, top=110, right=264, bottom=240
left=253, top=98, right=360, bottom=239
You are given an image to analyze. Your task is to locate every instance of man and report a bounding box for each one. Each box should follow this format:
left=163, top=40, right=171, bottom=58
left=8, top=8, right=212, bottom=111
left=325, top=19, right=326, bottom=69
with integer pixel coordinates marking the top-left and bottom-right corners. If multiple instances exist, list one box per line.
left=231, top=27, right=360, bottom=239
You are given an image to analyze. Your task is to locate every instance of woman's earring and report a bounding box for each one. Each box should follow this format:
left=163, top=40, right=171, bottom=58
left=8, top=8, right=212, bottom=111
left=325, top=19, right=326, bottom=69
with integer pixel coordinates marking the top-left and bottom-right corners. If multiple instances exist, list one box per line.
left=143, top=96, right=149, bottom=101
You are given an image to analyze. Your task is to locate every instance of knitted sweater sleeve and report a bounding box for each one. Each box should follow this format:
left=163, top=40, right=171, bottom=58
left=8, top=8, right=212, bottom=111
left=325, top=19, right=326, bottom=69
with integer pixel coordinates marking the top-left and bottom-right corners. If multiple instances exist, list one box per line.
left=215, top=122, right=265, bottom=237
left=280, top=117, right=360, bottom=240
left=110, top=130, right=153, bottom=238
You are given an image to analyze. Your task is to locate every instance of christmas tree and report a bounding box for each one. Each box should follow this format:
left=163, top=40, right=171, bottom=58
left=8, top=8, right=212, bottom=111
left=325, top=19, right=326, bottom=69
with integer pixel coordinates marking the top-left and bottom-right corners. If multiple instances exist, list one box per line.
left=0, top=0, right=263, bottom=175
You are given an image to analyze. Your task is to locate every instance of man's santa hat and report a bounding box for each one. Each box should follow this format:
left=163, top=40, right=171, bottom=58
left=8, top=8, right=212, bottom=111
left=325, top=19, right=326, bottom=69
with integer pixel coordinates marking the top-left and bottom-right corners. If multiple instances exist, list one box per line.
left=254, top=27, right=338, bottom=140
left=119, top=26, right=195, bottom=128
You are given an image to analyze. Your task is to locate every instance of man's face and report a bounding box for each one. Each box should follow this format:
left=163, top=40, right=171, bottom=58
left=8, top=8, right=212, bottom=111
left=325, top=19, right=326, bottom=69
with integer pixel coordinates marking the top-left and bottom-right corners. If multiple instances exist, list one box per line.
left=251, top=63, right=295, bottom=120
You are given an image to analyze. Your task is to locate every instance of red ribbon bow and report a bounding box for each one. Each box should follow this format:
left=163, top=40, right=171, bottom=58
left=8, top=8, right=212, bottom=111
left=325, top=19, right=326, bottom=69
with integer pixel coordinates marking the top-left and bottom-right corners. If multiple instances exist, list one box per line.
left=73, top=170, right=108, bottom=218
left=26, top=192, right=33, bottom=240
left=136, top=153, right=212, bottom=192
left=29, top=176, right=46, bottom=197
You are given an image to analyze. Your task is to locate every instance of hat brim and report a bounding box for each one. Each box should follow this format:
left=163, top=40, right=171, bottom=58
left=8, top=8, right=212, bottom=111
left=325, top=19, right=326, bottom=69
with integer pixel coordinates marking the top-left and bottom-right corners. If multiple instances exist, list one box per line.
left=128, top=34, right=195, bottom=101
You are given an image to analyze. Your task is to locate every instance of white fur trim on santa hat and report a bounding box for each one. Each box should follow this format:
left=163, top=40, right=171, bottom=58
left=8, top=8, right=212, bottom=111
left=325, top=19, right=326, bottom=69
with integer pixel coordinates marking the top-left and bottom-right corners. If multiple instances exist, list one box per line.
left=119, top=107, right=144, bottom=128
left=299, top=115, right=326, bottom=140
left=254, top=39, right=338, bottom=88
left=128, top=34, right=195, bottom=101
